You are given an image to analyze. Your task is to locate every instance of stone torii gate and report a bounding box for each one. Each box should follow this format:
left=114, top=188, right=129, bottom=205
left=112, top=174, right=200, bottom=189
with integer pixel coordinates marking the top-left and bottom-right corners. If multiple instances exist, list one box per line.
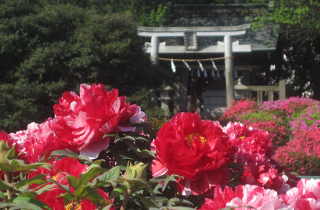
left=137, top=24, right=252, bottom=108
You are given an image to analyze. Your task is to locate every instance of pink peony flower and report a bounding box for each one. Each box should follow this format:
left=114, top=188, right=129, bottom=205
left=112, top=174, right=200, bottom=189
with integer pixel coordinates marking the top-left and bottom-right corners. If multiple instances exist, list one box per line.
left=51, top=83, right=146, bottom=159
left=9, top=118, right=70, bottom=163
left=151, top=112, right=234, bottom=196
left=114, top=104, right=147, bottom=132
left=223, top=122, right=293, bottom=193
left=223, top=122, right=273, bottom=158
left=200, top=185, right=289, bottom=210
left=281, top=179, right=320, bottom=210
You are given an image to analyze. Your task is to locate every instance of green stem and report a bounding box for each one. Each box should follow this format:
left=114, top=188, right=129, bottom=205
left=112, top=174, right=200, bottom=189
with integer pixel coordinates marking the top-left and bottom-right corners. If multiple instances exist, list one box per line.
left=120, top=188, right=132, bottom=210
left=4, top=171, right=11, bottom=200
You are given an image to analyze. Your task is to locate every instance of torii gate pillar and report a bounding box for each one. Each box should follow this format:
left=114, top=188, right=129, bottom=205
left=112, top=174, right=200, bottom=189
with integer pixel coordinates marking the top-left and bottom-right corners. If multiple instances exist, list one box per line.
left=224, top=35, right=235, bottom=107
left=151, top=36, right=159, bottom=64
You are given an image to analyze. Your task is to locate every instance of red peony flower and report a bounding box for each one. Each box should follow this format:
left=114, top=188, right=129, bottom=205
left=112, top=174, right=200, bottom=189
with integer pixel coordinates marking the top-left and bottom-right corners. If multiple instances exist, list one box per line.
left=9, top=118, right=70, bottom=163
left=223, top=122, right=293, bottom=193
left=51, top=83, right=146, bottom=159
left=29, top=157, right=114, bottom=210
left=0, top=131, right=10, bottom=144
left=80, top=188, right=115, bottom=210
left=151, top=112, right=234, bottom=196
left=200, top=185, right=288, bottom=210
left=223, top=122, right=274, bottom=158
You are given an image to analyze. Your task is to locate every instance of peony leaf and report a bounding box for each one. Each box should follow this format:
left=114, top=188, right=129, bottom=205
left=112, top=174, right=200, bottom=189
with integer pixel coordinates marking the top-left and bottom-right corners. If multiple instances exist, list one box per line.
left=137, top=195, right=157, bottom=208
left=114, top=152, right=137, bottom=161
left=0, top=179, right=11, bottom=191
left=50, top=149, right=79, bottom=158
left=74, top=185, right=96, bottom=198
left=7, top=159, right=25, bottom=169
left=65, top=175, right=79, bottom=189
left=125, top=139, right=142, bottom=155
left=78, top=166, right=106, bottom=187
left=15, top=174, right=47, bottom=189
left=154, top=196, right=169, bottom=204
left=5, top=144, right=17, bottom=160
left=35, top=183, right=57, bottom=195
left=90, top=159, right=105, bottom=168
left=0, top=162, right=12, bottom=172
left=46, top=178, right=70, bottom=193
left=93, top=166, right=120, bottom=184
left=119, top=178, right=149, bottom=191
left=168, top=198, right=194, bottom=207
left=59, top=192, right=74, bottom=205
left=140, top=149, right=156, bottom=159
left=109, top=185, right=127, bottom=200
left=85, top=187, right=107, bottom=208
left=153, top=182, right=162, bottom=194
left=0, top=191, right=6, bottom=201
left=113, top=132, right=121, bottom=143
left=15, top=162, right=52, bottom=172
left=78, top=155, right=93, bottom=164
left=122, top=135, right=137, bottom=142
left=18, top=192, right=37, bottom=198
left=92, top=179, right=117, bottom=188
left=12, top=196, right=52, bottom=210
left=162, top=175, right=179, bottom=192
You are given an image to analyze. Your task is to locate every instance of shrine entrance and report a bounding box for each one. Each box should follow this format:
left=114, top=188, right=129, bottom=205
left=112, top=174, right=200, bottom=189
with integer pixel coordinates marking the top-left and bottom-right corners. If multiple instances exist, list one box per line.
left=137, top=4, right=279, bottom=118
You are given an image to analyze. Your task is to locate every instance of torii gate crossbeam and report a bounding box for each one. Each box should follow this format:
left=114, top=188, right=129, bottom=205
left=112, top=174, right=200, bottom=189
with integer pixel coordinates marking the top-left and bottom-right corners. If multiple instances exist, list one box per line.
left=137, top=24, right=251, bottom=108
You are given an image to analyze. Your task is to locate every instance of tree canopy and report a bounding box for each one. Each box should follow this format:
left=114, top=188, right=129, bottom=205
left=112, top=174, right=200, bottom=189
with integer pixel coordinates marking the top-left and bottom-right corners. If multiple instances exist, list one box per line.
left=244, top=0, right=320, bottom=99
left=247, top=0, right=320, bottom=44
left=0, top=0, right=170, bottom=132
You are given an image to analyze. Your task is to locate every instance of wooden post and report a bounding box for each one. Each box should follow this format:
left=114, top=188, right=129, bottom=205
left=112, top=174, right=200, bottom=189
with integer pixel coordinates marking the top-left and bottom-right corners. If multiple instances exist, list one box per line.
left=180, top=70, right=188, bottom=112
left=224, top=35, right=234, bottom=107
left=246, top=90, right=252, bottom=101
left=268, top=91, right=274, bottom=101
left=257, top=89, right=263, bottom=104
left=279, top=80, right=286, bottom=100
left=190, top=70, right=198, bottom=113
left=173, top=82, right=180, bottom=114
left=151, top=36, right=159, bottom=64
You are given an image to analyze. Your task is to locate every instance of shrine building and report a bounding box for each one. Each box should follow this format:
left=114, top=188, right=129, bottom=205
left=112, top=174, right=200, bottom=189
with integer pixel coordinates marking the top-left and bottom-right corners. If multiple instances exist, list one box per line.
left=138, top=3, right=279, bottom=118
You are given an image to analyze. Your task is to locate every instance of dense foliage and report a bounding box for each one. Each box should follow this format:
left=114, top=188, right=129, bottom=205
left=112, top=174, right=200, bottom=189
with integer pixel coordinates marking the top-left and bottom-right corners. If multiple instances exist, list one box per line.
left=245, top=0, right=320, bottom=99
left=221, top=97, right=320, bottom=175
left=0, top=0, right=171, bottom=132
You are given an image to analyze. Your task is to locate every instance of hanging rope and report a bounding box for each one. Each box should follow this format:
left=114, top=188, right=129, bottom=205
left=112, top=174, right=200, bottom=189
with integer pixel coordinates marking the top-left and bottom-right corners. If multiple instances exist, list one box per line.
left=150, top=56, right=233, bottom=62
left=171, top=59, right=176, bottom=73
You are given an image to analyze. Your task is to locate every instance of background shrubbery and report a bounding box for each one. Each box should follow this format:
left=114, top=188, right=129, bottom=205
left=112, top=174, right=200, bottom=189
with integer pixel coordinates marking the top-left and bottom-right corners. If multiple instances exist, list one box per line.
left=221, top=97, right=320, bottom=175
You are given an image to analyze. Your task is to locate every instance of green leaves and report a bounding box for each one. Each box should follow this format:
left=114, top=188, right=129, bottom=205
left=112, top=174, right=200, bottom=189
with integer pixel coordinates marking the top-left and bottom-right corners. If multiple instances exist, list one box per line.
left=0, top=0, right=169, bottom=133
left=0, top=197, right=52, bottom=210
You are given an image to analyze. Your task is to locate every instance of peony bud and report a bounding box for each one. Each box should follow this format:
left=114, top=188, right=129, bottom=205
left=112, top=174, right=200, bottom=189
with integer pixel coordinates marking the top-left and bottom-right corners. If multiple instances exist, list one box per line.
left=0, top=140, right=16, bottom=164
left=123, top=162, right=148, bottom=180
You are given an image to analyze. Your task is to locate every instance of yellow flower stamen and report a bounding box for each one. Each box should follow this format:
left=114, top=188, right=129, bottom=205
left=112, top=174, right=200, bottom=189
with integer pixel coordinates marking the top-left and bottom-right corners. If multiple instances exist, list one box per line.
left=65, top=202, right=81, bottom=210
left=239, top=136, right=246, bottom=140
left=52, top=175, right=58, bottom=181
left=185, top=133, right=207, bottom=148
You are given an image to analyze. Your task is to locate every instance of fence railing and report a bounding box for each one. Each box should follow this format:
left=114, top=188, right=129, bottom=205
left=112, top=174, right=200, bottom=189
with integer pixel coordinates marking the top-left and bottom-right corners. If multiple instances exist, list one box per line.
left=234, top=80, right=286, bottom=104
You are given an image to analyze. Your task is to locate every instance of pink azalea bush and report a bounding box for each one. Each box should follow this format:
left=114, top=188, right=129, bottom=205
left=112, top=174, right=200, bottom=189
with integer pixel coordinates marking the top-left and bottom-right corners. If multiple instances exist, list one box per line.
left=274, top=128, right=320, bottom=175
left=221, top=97, right=320, bottom=175
left=0, top=84, right=319, bottom=209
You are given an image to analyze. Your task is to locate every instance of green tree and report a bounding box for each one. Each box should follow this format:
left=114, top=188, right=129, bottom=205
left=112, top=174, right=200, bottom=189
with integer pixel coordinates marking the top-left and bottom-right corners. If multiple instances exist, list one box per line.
left=245, top=0, right=320, bottom=99
left=0, top=0, right=170, bottom=132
